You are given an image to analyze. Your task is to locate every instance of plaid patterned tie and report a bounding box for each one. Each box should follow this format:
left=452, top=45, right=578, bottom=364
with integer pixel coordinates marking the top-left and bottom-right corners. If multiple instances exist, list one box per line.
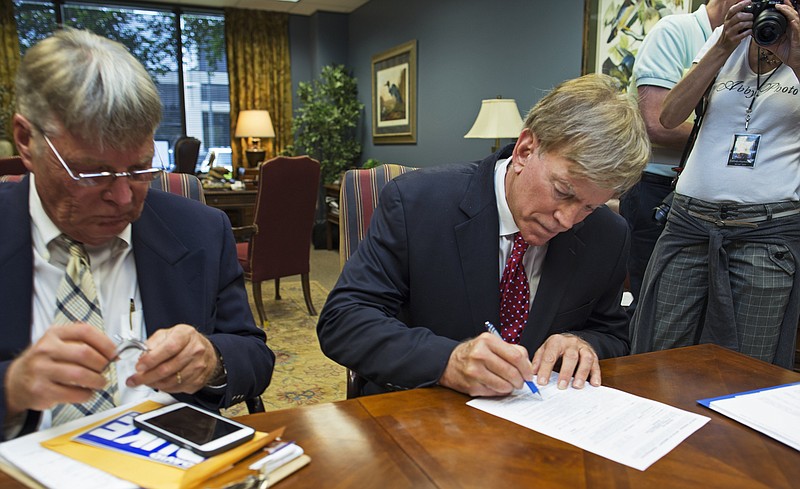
left=499, top=233, right=530, bottom=344
left=50, top=235, right=117, bottom=426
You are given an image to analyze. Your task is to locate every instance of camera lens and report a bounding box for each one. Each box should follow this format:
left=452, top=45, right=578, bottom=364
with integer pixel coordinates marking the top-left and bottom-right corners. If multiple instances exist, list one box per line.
left=754, top=10, right=787, bottom=45
left=653, top=203, right=670, bottom=225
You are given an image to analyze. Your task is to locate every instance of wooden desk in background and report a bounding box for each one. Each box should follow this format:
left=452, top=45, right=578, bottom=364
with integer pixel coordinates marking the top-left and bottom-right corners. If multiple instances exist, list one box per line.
left=204, top=189, right=257, bottom=228
left=324, top=183, right=340, bottom=250
left=1, top=345, right=798, bottom=488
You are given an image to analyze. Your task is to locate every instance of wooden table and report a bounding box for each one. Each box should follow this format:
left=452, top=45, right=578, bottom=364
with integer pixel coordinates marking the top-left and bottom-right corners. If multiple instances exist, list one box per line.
left=204, top=189, right=257, bottom=228
left=247, top=345, right=800, bottom=489
left=2, top=345, right=798, bottom=488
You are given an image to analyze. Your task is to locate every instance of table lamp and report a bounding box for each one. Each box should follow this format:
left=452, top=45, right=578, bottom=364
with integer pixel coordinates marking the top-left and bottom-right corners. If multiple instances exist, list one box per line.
left=464, top=97, right=524, bottom=153
left=235, top=110, right=275, bottom=168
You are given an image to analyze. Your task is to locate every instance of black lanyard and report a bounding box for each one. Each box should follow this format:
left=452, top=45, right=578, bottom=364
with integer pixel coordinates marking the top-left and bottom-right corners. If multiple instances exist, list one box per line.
left=746, top=50, right=782, bottom=131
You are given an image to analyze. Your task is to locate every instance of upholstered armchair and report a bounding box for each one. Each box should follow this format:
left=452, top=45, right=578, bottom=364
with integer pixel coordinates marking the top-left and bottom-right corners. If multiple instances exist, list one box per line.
left=338, top=164, right=418, bottom=398
left=149, top=171, right=206, bottom=203
left=0, top=156, right=27, bottom=177
left=172, top=136, right=201, bottom=174
left=234, top=156, right=321, bottom=326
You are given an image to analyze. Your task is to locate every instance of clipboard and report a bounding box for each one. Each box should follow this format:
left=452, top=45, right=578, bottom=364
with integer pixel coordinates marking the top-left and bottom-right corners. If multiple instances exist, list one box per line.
left=41, top=401, right=283, bottom=489
left=698, top=382, right=800, bottom=451
left=697, top=381, right=800, bottom=407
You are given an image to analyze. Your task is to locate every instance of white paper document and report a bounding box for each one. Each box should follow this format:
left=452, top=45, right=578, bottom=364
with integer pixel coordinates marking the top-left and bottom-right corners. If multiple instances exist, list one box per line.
left=699, top=382, right=800, bottom=451
left=0, top=393, right=175, bottom=489
left=467, top=374, right=710, bottom=471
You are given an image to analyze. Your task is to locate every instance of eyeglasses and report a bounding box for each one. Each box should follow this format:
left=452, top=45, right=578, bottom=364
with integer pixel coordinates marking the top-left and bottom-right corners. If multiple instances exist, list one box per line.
left=40, top=131, right=164, bottom=187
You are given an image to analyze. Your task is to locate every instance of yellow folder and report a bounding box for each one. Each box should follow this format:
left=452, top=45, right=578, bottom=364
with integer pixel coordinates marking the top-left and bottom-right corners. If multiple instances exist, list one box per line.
left=41, top=401, right=280, bottom=489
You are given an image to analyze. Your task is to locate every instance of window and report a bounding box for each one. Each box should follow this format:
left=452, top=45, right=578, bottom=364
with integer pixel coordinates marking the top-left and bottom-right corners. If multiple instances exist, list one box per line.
left=181, top=12, right=230, bottom=153
left=13, top=1, right=230, bottom=169
left=14, top=0, right=56, bottom=49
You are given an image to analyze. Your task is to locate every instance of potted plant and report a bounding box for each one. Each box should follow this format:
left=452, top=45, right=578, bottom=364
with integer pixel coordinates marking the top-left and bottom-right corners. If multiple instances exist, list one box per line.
left=291, top=64, right=363, bottom=184
left=0, top=86, right=15, bottom=156
left=362, top=158, right=383, bottom=169
left=291, top=64, right=363, bottom=249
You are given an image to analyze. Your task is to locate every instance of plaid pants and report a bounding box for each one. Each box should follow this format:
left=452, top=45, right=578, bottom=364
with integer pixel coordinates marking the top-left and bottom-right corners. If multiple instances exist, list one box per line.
left=631, top=194, right=800, bottom=368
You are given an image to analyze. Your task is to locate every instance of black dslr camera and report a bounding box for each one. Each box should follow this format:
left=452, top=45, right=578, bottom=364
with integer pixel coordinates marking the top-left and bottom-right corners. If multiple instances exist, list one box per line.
left=653, top=191, right=674, bottom=226
left=745, top=0, right=798, bottom=46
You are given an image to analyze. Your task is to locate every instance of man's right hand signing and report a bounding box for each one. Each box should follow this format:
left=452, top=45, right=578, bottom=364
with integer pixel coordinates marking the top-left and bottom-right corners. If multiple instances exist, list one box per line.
left=4, top=323, right=117, bottom=417
left=439, top=332, right=534, bottom=397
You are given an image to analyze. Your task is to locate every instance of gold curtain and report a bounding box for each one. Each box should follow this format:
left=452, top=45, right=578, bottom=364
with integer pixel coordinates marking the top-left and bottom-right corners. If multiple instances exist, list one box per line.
left=0, top=0, right=20, bottom=147
left=225, top=9, right=291, bottom=172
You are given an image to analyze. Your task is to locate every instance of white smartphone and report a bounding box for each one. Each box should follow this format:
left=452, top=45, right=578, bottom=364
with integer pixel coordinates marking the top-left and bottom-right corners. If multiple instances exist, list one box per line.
left=133, top=402, right=255, bottom=457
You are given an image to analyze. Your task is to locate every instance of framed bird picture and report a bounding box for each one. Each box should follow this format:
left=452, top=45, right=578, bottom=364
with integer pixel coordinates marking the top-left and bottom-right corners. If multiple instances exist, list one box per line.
left=582, top=0, right=696, bottom=90
left=371, top=40, right=417, bottom=144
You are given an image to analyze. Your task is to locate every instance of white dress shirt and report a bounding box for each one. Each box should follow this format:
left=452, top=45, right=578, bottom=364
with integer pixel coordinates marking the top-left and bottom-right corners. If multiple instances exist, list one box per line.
left=28, top=174, right=156, bottom=429
left=494, top=157, right=547, bottom=302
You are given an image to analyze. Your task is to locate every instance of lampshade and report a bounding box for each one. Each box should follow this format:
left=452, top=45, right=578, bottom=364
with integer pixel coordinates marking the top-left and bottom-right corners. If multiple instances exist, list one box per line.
left=464, top=98, right=524, bottom=139
left=235, top=110, right=275, bottom=139
left=235, top=110, right=275, bottom=168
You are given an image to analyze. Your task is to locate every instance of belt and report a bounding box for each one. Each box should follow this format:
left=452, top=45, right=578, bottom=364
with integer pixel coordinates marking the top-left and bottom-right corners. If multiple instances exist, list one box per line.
left=640, top=172, right=674, bottom=186
left=688, top=207, right=800, bottom=228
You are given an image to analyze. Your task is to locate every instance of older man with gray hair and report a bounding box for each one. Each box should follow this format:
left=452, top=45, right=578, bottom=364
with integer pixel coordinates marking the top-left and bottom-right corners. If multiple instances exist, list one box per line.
left=0, top=28, right=273, bottom=438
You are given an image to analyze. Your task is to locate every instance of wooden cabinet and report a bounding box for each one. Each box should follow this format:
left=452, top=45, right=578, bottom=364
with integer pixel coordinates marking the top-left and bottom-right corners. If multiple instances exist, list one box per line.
left=204, top=189, right=257, bottom=228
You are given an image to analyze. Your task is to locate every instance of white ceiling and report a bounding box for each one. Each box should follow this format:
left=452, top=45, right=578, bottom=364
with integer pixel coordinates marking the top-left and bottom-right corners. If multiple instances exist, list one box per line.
left=161, top=0, right=371, bottom=15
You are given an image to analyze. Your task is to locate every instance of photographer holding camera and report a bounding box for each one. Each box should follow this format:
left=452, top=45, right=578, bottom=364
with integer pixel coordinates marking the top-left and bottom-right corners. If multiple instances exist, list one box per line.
left=622, top=1, right=737, bottom=318
left=631, top=0, right=800, bottom=369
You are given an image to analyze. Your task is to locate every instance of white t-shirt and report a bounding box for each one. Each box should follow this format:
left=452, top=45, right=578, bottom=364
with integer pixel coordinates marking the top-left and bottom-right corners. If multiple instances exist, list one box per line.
left=633, top=4, right=712, bottom=175
left=676, top=29, right=800, bottom=203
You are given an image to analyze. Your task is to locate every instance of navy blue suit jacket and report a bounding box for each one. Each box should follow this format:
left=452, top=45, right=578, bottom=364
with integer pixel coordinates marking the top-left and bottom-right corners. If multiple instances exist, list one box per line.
left=317, top=146, right=630, bottom=394
left=0, top=176, right=274, bottom=436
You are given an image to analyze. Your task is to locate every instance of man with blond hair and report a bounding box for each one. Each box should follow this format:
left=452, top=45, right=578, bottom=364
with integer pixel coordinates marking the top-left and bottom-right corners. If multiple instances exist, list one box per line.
left=318, top=74, right=650, bottom=398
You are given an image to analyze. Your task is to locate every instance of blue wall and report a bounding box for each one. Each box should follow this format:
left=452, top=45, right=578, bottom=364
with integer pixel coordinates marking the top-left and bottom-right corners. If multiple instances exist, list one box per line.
left=291, top=0, right=586, bottom=168
left=289, top=12, right=350, bottom=124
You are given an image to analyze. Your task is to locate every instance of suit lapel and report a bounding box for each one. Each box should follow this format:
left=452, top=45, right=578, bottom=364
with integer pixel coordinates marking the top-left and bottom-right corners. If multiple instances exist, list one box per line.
left=132, top=199, right=207, bottom=335
left=520, top=228, right=584, bottom=353
left=456, top=152, right=504, bottom=337
left=0, top=177, right=35, bottom=356
left=455, top=210, right=499, bottom=337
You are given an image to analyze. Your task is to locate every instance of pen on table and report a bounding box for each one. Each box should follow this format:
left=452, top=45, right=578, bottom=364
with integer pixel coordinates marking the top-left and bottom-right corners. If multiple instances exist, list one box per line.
left=484, top=321, right=543, bottom=400
left=249, top=440, right=299, bottom=471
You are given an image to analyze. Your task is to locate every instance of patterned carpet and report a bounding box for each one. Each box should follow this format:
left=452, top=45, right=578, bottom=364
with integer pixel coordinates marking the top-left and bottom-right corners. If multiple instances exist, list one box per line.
left=221, top=280, right=346, bottom=417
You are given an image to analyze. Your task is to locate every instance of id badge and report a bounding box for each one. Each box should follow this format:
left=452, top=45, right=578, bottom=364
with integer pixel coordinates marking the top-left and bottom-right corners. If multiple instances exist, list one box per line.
left=728, top=133, right=760, bottom=167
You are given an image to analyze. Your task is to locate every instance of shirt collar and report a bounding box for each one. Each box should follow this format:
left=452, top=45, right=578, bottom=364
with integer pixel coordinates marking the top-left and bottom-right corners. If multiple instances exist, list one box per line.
left=29, top=173, right=132, bottom=262
left=694, top=4, right=712, bottom=40
left=494, top=156, right=518, bottom=237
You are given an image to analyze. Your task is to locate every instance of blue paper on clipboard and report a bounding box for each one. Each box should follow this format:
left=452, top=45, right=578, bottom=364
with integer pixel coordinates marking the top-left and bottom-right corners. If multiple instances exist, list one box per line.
left=73, top=412, right=205, bottom=468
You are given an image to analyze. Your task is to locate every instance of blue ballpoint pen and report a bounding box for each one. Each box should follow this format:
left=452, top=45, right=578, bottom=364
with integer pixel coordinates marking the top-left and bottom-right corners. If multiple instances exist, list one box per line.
left=484, top=321, right=544, bottom=400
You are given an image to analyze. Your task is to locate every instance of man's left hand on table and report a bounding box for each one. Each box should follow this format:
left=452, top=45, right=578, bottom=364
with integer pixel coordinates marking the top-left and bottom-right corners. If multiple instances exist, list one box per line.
left=532, top=333, right=601, bottom=390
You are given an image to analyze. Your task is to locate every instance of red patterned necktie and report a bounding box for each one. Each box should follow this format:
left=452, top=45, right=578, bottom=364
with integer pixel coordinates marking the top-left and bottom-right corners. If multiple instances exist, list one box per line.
left=499, top=232, right=530, bottom=344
